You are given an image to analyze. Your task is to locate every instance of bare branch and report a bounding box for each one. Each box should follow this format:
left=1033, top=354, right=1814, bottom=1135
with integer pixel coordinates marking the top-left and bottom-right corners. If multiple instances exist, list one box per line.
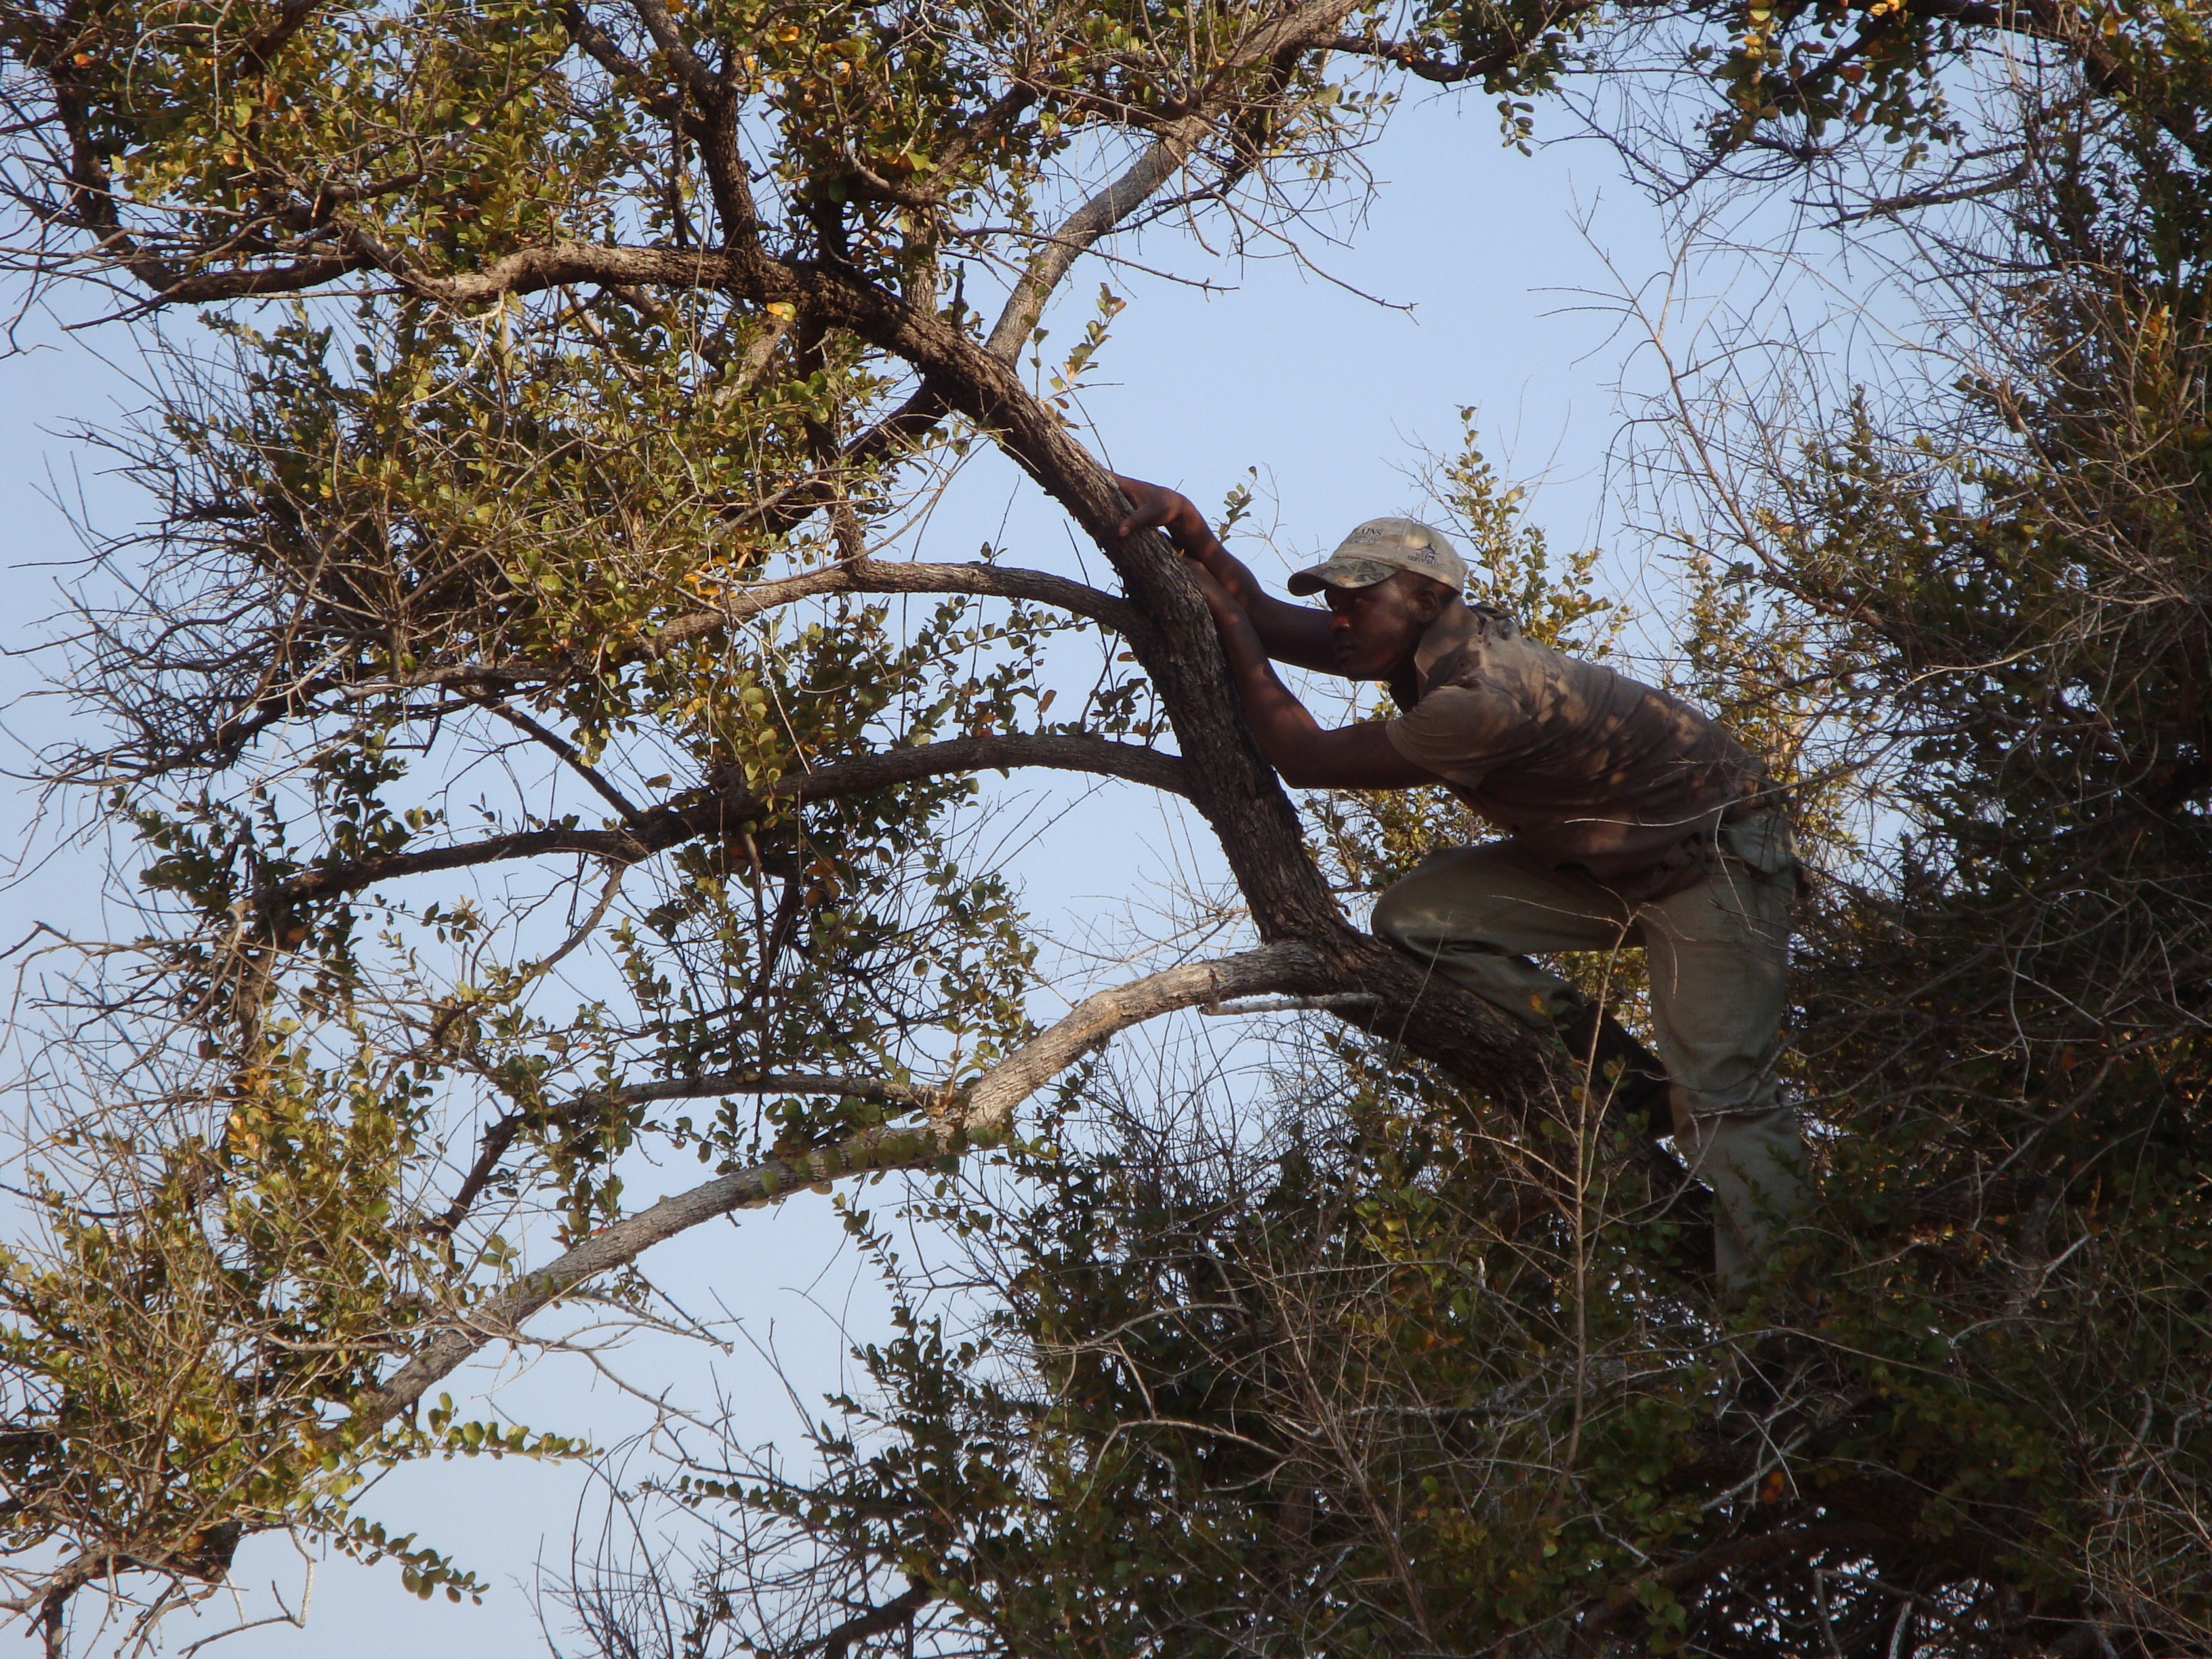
left=466, top=696, right=647, bottom=823
left=643, top=557, right=1141, bottom=653
left=981, top=0, right=1372, bottom=360
left=584, top=1071, right=952, bottom=1111
left=271, top=732, right=1191, bottom=907
left=983, top=118, right=1211, bottom=361
left=432, top=1069, right=941, bottom=1238
left=325, top=943, right=1332, bottom=1446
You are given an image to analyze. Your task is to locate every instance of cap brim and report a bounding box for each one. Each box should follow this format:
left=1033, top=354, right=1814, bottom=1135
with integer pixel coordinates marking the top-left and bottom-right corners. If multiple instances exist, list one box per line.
left=1287, top=556, right=1396, bottom=596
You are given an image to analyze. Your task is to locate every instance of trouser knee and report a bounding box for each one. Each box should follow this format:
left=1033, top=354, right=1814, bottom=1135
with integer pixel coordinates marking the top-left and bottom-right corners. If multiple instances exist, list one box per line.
left=1372, top=890, right=1576, bottom=1031
left=1369, top=877, right=1429, bottom=953
left=1371, top=869, right=1515, bottom=962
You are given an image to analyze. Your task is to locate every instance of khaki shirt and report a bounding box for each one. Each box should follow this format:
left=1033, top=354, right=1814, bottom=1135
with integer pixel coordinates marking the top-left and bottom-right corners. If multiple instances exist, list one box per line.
left=1383, top=600, right=1767, bottom=901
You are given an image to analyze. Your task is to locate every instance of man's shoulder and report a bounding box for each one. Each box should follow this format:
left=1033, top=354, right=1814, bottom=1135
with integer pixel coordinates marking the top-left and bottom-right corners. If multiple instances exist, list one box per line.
left=1426, top=613, right=1586, bottom=700
left=1417, top=601, right=1528, bottom=689
left=1412, top=603, right=1693, bottom=727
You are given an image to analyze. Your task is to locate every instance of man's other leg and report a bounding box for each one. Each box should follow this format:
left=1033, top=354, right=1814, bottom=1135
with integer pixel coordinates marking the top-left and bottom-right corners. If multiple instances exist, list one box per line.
left=1371, top=842, right=1632, bottom=1029
left=1640, top=854, right=1805, bottom=1290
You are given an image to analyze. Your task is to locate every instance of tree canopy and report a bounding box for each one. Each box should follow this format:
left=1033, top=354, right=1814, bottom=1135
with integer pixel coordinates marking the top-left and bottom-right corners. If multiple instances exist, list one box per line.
left=0, top=1, right=2207, bottom=1656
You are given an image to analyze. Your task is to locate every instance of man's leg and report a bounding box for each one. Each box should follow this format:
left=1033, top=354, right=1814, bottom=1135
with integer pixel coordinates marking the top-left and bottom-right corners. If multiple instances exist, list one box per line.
left=1639, top=848, right=1805, bottom=1291
left=1371, top=841, right=1635, bottom=1029
left=1371, top=843, right=1666, bottom=1124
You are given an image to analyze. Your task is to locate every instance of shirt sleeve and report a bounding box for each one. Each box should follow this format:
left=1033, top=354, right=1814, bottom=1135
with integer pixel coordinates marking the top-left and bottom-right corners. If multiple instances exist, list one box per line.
left=1384, top=683, right=1525, bottom=787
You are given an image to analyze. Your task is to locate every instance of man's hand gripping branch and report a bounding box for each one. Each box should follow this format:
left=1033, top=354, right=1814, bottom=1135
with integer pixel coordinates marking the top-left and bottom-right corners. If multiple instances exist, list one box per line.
left=1113, top=475, right=1446, bottom=792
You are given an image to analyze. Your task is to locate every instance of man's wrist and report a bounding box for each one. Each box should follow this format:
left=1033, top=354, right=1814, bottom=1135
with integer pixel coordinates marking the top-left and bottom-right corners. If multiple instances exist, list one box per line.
left=1166, top=502, right=1213, bottom=553
left=1215, top=600, right=1268, bottom=667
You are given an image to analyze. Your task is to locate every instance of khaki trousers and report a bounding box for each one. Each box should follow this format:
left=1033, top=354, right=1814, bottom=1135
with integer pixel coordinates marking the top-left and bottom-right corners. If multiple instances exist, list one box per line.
left=1370, top=819, right=1806, bottom=1288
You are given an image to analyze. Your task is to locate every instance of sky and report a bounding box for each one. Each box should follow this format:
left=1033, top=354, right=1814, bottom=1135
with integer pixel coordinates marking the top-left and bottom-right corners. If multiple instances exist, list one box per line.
left=0, top=80, right=1834, bottom=1659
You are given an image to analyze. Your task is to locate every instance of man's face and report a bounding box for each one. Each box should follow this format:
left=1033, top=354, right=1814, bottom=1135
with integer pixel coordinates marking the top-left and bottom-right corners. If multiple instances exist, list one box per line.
left=1323, top=572, right=1452, bottom=678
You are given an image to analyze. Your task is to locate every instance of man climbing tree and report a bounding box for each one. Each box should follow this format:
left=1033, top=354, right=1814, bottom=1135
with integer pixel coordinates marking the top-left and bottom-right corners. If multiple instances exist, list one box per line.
left=2, top=0, right=2211, bottom=1653
left=1115, top=476, right=1807, bottom=1287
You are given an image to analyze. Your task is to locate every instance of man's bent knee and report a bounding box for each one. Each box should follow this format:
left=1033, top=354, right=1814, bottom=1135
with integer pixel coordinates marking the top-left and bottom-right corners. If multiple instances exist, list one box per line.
left=1370, top=876, right=1428, bottom=951
left=1370, top=847, right=1520, bottom=951
left=1369, top=867, right=1582, bottom=1031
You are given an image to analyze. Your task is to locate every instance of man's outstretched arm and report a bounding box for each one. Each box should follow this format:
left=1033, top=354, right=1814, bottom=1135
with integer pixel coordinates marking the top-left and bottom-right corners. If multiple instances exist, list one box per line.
left=1179, top=560, right=1439, bottom=790
left=1113, top=476, right=1337, bottom=673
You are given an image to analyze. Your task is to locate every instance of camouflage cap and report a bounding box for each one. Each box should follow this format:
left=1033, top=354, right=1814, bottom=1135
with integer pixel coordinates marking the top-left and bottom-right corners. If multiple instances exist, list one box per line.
left=1287, top=517, right=1468, bottom=596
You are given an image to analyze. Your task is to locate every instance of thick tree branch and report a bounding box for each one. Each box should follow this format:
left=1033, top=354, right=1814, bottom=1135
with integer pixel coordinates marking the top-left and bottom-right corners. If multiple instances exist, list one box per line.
left=626, top=0, right=720, bottom=104
left=141, top=253, right=367, bottom=307
left=434, top=1071, right=947, bottom=1236
left=270, top=732, right=1189, bottom=907
left=818, top=1582, right=931, bottom=1659
left=330, top=238, right=763, bottom=309
left=793, top=261, right=1349, bottom=943
left=591, top=1071, right=951, bottom=1111
left=325, top=943, right=1333, bottom=1448
left=644, top=557, right=1140, bottom=653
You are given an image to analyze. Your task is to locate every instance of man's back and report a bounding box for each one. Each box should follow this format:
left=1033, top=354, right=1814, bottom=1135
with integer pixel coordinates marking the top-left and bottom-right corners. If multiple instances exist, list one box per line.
left=1385, top=600, right=1765, bottom=901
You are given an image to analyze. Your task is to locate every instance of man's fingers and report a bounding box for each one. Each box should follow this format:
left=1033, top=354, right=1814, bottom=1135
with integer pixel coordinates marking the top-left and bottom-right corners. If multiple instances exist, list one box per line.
left=1110, top=473, right=1178, bottom=541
